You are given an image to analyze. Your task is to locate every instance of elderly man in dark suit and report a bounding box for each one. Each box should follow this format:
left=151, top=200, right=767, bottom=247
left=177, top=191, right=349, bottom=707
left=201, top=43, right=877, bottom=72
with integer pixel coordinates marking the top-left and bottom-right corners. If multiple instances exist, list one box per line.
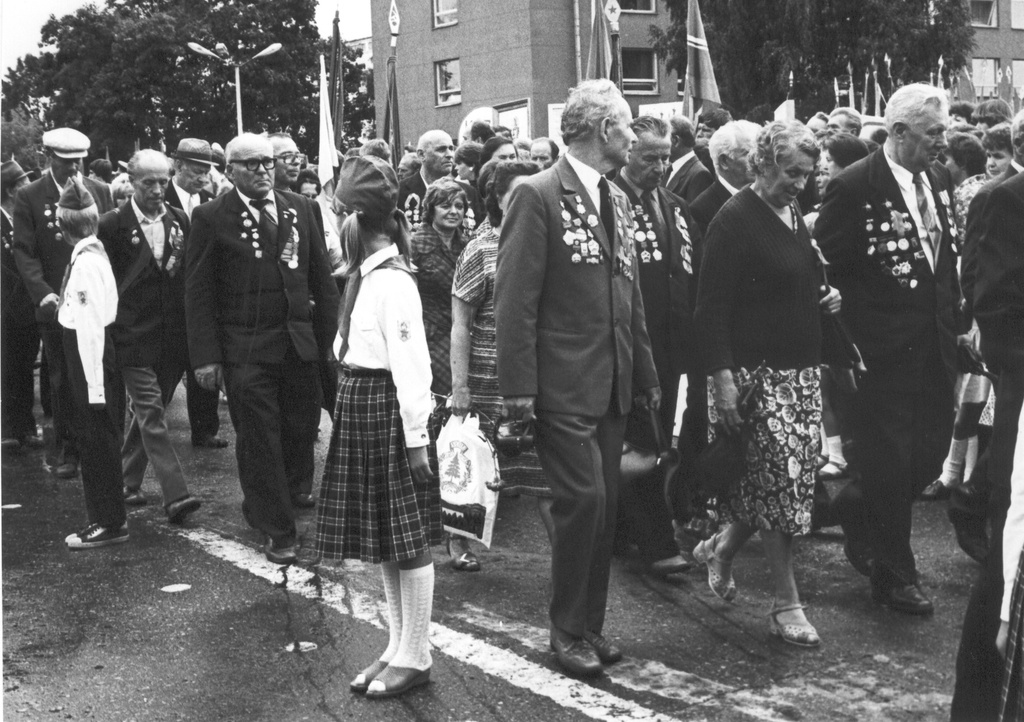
left=496, top=79, right=660, bottom=676
left=816, top=83, right=965, bottom=615
left=2, top=160, right=42, bottom=450
left=690, top=120, right=759, bottom=237
left=98, top=149, right=200, bottom=524
left=165, top=137, right=225, bottom=450
left=950, top=169, right=1024, bottom=722
left=185, top=133, right=339, bottom=565
left=13, top=128, right=114, bottom=479
left=612, top=115, right=699, bottom=573
left=664, top=116, right=713, bottom=203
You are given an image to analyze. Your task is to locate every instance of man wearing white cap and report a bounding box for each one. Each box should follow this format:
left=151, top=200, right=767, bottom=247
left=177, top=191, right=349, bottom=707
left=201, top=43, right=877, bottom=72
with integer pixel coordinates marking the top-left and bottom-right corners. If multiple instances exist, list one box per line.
left=13, top=127, right=115, bottom=479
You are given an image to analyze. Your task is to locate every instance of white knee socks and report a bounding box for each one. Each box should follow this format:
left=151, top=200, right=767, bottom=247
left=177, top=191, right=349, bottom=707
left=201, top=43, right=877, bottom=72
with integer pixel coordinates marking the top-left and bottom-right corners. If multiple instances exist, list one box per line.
left=389, top=564, right=434, bottom=671
left=379, top=562, right=402, bottom=663
left=940, top=437, right=969, bottom=486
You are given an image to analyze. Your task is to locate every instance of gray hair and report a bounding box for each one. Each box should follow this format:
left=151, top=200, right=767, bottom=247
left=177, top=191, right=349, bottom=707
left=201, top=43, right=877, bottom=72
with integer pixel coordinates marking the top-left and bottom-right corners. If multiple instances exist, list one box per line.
left=749, top=121, right=819, bottom=178
left=829, top=107, right=863, bottom=131
left=885, top=83, right=949, bottom=133
left=127, top=149, right=169, bottom=178
left=57, top=204, right=99, bottom=241
left=225, top=133, right=273, bottom=164
left=631, top=115, right=670, bottom=140
left=1012, top=109, right=1024, bottom=144
left=560, top=79, right=625, bottom=145
left=708, top=120, right=761, bottom=174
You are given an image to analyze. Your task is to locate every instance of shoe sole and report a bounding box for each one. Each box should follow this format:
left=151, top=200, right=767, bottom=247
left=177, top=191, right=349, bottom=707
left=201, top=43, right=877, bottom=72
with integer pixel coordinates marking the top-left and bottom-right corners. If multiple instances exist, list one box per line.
left=67, top=535, right=129, bottom=550
left=167, top=498, right=201, bottom=525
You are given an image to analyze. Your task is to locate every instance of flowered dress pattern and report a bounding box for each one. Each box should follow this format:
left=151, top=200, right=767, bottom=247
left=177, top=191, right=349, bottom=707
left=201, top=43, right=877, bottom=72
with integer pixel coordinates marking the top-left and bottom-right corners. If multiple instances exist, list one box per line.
left=707, top=366, right=822, bottom=535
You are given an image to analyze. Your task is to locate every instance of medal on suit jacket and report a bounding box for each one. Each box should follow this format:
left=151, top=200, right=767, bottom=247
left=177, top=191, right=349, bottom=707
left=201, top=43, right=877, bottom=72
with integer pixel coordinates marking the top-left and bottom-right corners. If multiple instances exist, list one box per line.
left=560, top=195, right=604, bottom=266
left=163, top=221, right=185, bottom=277
left=239, top=212, right=263, bottom=259
left=672, top=205, right=694, bottom=274
left=863, top=199, right=924, bottom=289
left=404, top=193, right=422, bottom=229
left=936, top=189, right=958, bottom=252
left=463, top=205, right=477, bottom=237
left=613, top=201, right=635, bottom=281
left=43, top=202, right=64, bottom=242
left=629, top=203, right=662, bottom=264
left=279, top=208, right=301, bottom=270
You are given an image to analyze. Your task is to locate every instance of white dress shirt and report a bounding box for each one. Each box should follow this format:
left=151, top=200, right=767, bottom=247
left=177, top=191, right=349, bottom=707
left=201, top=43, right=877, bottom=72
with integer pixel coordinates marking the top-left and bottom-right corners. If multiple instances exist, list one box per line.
left=234, top=187, right=277, bottom=223
left=172, top=179, right=201, bottom=220
left=130, top=197, right=166, bottom=261
left=883, top=148, right=938, bottom=270
left=57, top=236, right=118, bottom=404
left=718, top=175, right=743, bottom=196
left=667, top=151, right=697, bottom=186
left=340, top=244, right=433, bottom=448
left=564, top=152, right=604, bottom=213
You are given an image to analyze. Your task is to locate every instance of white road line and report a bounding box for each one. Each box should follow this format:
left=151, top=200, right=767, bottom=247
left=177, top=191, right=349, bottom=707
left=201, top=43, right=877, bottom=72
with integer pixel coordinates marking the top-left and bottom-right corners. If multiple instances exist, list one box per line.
left=171, top=527, right=689, bottom=722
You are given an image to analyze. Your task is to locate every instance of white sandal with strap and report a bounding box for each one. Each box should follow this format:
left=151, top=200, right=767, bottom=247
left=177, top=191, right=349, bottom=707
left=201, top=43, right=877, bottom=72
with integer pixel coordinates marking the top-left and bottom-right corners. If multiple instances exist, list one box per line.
left=768, top=602, right=820, bottom=648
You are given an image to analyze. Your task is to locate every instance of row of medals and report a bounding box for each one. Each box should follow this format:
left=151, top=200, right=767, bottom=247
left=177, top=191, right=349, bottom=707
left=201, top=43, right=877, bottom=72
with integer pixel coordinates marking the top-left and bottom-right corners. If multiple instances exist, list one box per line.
left=864, top=205, right=921, bottom=289
left=632, top=204, right=662, bottom=263
left=242, top=215, right=299, bottom=269
left=562, top=198, right=602, bottom=265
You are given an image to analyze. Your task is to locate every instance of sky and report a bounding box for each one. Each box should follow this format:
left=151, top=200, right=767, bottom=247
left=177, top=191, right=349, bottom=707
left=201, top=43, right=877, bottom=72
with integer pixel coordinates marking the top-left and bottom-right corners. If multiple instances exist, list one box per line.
left=0, top=0, right=372, bottom=78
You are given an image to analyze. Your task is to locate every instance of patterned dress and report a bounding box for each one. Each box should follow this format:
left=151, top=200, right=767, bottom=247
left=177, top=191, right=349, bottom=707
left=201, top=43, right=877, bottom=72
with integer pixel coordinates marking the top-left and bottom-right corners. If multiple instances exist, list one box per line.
left=451, top=229, right=549, bottom=496
left=411, top=224, right=467, bottom=396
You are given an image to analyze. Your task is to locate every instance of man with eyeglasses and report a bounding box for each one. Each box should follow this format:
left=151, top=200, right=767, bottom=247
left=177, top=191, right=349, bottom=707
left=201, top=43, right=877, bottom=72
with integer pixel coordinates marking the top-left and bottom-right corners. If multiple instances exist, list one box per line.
left=269, top=133, right=303, bottom=193
left=185, top=133, right=339, bottom=565
left=165, top=138, right=226, bottom=450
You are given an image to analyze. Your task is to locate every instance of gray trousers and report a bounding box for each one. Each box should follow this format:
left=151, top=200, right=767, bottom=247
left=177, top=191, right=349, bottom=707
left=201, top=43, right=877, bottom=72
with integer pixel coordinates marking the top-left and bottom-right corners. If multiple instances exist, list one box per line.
left=121, top=365, right=189, bottom=507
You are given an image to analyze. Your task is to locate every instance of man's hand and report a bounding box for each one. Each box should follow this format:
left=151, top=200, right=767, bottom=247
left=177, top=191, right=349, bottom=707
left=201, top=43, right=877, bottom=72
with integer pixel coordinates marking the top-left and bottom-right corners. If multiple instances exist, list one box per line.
left=406, top=446, right=433, bottom=485
left=195, top=363, right=223, bottom=392
left=502, top=395, right=536, bottom=423
left=39, top=293, right=59, bottom=319
left=636, top=385, right=662, bottom=411
left=89, top=402, right=105, bottom=411
left=711, top=369, right=742, bottom=434
left=452, top=385, right=472, bottom=418
left=819, top=286, right=841, bottom=315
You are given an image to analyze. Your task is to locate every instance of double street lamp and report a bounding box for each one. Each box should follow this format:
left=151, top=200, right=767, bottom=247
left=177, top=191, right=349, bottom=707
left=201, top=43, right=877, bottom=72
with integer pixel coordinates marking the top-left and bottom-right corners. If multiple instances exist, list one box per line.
left=187, top=41, right=283, bottom=135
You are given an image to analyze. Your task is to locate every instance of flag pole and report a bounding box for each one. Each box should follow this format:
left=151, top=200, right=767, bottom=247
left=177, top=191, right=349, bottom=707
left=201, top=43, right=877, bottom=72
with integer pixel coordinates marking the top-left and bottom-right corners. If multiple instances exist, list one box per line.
left=383, top=0, right=402, bottom=169
left=605, top=0, right=622, bottom=92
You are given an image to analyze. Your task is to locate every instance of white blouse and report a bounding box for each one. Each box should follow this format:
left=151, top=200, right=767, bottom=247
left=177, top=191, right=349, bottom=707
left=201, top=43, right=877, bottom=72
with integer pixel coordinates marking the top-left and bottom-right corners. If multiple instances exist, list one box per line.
left=341, top=244, right=433, bottom=448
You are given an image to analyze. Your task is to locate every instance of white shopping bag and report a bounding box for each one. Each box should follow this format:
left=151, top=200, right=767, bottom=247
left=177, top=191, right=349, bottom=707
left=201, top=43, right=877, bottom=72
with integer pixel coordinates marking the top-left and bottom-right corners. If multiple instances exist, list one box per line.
left=436, top=413, right=501, bottom=548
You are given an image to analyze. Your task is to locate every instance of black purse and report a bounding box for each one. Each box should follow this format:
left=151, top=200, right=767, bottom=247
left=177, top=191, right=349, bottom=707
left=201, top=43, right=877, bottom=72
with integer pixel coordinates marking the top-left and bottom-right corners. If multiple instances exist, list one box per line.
left=695, top=367, right=764, bottom=498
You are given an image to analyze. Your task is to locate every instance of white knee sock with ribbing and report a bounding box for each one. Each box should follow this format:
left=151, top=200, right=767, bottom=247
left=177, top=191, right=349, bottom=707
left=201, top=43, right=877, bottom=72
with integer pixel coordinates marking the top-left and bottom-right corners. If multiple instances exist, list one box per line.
left=379, top=562, right=402, bottom=663
left=389, top=564, right=434, bottom=671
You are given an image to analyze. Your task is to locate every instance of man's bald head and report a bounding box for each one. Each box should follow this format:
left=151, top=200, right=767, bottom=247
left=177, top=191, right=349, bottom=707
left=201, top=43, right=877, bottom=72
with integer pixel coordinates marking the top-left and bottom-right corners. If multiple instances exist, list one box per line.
left=224, top=133, right=275, bottom=199
left=416, top=130, right=456, bottom=182
left=127, top=149, right=171, bottom=216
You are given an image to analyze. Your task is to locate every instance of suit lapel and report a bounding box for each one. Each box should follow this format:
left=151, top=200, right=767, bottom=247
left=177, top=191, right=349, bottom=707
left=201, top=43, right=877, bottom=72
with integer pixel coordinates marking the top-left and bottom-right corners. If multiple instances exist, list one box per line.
left=118, top=203, right=156, bottom=291
left=556, top=159, right=612, bottom=256
left=656, top=189, right=687, bottom=274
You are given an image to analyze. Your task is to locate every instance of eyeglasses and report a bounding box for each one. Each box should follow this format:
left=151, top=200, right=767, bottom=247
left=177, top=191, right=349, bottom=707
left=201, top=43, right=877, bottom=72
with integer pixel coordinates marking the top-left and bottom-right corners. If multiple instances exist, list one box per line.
left=230, top=157, right=275, bottom=172
left=275, top=152, right=302, bottom=165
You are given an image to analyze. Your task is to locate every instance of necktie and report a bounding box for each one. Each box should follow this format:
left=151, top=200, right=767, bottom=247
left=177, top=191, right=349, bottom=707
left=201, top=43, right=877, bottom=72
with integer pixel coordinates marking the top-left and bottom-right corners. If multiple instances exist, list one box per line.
left=187, top=194, right=196, bottom=219
left=597, top=176, right=616, bottom=246
left=250, top=198, right=279, bottom=255
left=336, top=271, right=362, bottom=363
left=641, top=190, right=667, bottom=246
left=913, top=173, right=939, bottom=264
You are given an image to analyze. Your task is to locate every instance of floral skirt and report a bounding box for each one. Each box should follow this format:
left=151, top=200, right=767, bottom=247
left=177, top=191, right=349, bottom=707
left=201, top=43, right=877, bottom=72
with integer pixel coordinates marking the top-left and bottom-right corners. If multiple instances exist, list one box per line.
left=707, top=366, right=822, bottom=535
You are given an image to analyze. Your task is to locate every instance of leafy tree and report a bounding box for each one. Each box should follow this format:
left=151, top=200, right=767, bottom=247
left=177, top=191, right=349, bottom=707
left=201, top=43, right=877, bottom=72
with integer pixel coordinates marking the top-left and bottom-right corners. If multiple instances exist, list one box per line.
left=653, top=0, right=974, bottom=121
left=1, top=109, right=45, bottom=172
left=339, top=43, right=375, bottom=151
left=2, top=0, right=373, bottom=163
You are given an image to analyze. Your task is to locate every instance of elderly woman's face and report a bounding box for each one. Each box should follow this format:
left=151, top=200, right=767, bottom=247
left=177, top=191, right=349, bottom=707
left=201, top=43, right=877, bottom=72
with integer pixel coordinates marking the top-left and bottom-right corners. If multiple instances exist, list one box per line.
left=759, top=148, right=816, bottom=209
left=493, top=143, right=518, bottom=163
left=431, top=195, right=466, bottom=234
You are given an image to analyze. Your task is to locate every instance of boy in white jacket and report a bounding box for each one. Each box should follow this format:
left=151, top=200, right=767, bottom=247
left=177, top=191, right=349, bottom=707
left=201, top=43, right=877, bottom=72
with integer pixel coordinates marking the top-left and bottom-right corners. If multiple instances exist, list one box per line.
left=56, top=177, right=123, bottom=549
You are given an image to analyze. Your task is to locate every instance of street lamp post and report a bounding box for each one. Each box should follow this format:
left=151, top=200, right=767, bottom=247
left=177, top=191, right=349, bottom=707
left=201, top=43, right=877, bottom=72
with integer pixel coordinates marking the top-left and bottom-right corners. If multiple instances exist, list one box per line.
left=187, top=41, right=283, bottom=135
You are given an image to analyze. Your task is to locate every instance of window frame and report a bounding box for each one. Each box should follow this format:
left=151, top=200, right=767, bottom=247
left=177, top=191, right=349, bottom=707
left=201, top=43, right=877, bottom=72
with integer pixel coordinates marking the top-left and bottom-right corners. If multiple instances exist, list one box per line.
left=619, top=0, right=656, bottom=13
left=433, top=0, right=458, bottom=29
left=971, top=57, right=1001, bottom=97
left=971, top=0, right=998, bottom=27
left=1011, top=0, right=1024, bottom=29
left=621, top=47, right=659, bottom=95
left=434, top=58, right=462, bottom=107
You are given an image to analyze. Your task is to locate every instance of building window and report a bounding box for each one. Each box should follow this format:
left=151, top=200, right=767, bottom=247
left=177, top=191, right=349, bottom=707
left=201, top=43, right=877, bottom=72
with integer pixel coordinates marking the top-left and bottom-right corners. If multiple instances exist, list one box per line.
left=622, top=48, right=658, bottom=94
left=1013, top=60, right=1024, bottom=93
left=433, top=0, right=457, bottom=28
left=435, top=58, right=461, bottom=106
left=971, top=0, right=997, bottom=27
left=1012, top=0, right=1024, bottom=28
left=972, top=58, right=1000, bottom=97
left=620, top=0, right=655, bottom=12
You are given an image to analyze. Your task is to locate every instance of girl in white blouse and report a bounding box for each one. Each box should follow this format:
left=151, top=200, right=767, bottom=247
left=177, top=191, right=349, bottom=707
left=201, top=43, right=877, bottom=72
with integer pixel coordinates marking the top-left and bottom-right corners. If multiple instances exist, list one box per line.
left=313, top=155, right=439, bottom=700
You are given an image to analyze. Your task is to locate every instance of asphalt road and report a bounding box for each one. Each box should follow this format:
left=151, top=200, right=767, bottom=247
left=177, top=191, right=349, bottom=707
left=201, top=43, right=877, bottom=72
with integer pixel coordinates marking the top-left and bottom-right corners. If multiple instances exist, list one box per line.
left=2, top=389, right=976, bottom=721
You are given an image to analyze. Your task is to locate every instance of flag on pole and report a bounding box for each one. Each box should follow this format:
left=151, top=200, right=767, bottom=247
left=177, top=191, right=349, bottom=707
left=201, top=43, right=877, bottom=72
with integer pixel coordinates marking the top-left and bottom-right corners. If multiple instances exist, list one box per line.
left=683, top=0, right=721, bottom=115
left=874, top=67, right=883, bottom=116
left=585, top=0, right=613, bottom=80
left=862, top=68, right=870, bottom=115
left=834, top=77, right=840, bottom=108
left=317, top=54, right=341, bottom=242
left=328, top=8, right=345, bottom=149
left=382, top=0, right=403, bottom=169
left=937, top=55, right=945, bottom=88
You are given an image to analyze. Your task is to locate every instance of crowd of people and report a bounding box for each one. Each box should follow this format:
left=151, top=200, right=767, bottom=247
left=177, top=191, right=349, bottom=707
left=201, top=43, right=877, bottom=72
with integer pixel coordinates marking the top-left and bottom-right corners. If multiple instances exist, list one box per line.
left=1, top=77, right=1023, bottom=714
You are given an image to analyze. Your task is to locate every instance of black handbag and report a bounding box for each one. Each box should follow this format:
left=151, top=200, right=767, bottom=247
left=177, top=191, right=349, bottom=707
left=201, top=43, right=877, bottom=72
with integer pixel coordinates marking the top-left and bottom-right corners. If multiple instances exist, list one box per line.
left=695, top=368, right=764, bottom=498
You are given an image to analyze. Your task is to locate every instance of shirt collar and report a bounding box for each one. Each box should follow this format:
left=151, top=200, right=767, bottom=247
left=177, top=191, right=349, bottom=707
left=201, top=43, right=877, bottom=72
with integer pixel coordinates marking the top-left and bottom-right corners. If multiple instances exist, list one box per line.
left=883, top=147, right=930, bottom=193
left=718, top=175, right=743, bottom=196
left=235, top=187, right=275, bottom=213
left=50, top=170, right=74, bottom=195
left=671, top=151, right=696, bottom=174
left=1012, top=160, right=1024, bottom=175
left=172, top=178, right=193, bottom=200
left=564, top=152, right=604, bottom=199
left=360, top=243, right=400, bottom=276
left=130, top=196, right=166, bottom=224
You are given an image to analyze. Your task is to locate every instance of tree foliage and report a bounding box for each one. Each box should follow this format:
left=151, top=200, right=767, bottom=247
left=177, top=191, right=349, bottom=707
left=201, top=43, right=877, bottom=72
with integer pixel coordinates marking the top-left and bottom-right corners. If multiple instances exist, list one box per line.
left=653, top=0, right=974, bottom=121
left=1, top=0, right=373, bottom=163
left=1, top=109, right=45, bottom=172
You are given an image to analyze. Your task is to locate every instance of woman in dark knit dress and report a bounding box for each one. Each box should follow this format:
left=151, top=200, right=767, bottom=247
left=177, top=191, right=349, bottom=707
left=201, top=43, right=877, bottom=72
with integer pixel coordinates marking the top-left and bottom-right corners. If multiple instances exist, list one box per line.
left=693, top=121, right=841, bottom=648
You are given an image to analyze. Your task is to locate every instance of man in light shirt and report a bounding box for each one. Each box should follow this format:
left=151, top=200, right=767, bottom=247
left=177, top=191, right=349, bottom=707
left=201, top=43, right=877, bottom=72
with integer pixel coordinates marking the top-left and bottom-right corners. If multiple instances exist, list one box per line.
left=664, top=115, right=713, bottom=203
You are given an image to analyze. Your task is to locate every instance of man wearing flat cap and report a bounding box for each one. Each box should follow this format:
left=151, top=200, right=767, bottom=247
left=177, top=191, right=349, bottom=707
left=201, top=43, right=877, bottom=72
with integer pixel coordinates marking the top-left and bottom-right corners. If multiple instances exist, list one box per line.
left=13, top=127, right=115, bottom=478
left=185, top=133, right=339, bottom=565
left=2, top=160, right=43, bottom=450
left=166, top=137, right=226, bottom=450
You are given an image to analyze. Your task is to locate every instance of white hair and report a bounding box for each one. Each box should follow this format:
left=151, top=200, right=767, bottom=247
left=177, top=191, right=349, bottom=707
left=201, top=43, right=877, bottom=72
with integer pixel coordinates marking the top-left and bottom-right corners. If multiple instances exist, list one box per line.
left=884, top=83, right=949, bottom=132
left=225, top=133, right=273, bottom=163
left=560, top=79, right=625, bottom=145
left=1012, top=109, right=1024, bottom=143
left=708, top=120, right=760, bottom=174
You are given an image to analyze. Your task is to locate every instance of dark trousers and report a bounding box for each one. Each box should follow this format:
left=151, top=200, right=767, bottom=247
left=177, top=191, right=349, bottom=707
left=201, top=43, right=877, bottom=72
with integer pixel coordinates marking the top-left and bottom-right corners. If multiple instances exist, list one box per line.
left=1, top=321, right=39, bottom=439
left=223, top=350, right=321, bottom=544
left=186, top=369, right=221, bottom=441
left=951, top=368, right=1024, bottom=721
left=673, top=371, right=709, bottom=523
left=619, top=372, right=680, bottom=561
left=535, top=408, right=626, bottom=638
left=63, top=328, right=125, bottom=529
left=40, top=325, right=78, bottom=460
left=836, top=351, right=953, bottom=587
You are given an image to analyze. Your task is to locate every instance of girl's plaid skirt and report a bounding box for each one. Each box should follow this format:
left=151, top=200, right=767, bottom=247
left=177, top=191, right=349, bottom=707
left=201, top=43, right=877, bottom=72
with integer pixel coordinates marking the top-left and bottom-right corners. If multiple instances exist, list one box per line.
left=1001, top=552, right=1024, bottom=722
left=314, top=368, right=442, bottom=563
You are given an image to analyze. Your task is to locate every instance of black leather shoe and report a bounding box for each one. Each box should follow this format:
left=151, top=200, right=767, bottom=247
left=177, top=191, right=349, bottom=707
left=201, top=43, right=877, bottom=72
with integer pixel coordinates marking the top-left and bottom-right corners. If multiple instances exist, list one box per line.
left=166, top=495, right=201, bottom=524
left=551, top=633, right=603, bottom=676
left=872, top=583, right=934, bottom=615
left=919, top=479, right=950, bottom=501
left=192, top=435, right=229, bottom=449
left=55, top=460, right=79, bottom=478
left=265, top=538, right=297, bottom=565
left=123, top=488, right=147, bottom=506
left=584, top=631, right=623, bottom=665
left=291, top=493, right=315, bottom=509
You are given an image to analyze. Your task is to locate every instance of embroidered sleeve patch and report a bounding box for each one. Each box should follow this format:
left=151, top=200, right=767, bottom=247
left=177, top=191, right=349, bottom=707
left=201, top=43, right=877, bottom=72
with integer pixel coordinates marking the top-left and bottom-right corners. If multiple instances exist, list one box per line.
left=77, top=291, right=88, bottom=305
left=399, top=320, right=410, bottom=341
